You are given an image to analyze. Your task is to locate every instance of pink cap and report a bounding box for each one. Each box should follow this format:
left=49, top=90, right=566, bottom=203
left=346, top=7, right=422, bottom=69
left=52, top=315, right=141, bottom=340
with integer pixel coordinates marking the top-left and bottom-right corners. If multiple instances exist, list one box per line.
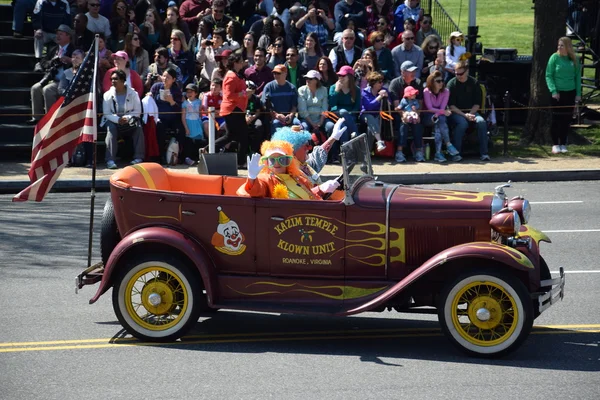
left=111, top=51, right=129, bottom=62
left=336, top=65, right=355, bottom=77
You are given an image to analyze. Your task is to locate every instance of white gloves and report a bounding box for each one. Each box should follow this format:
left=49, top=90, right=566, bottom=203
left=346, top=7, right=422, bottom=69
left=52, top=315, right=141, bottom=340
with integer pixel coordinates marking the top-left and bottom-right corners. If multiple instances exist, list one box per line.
left=318, top=179, right=340, bottom=194
left=331, top=117, right=347, bottom=141
left=247, top=153, right=263, bottom=180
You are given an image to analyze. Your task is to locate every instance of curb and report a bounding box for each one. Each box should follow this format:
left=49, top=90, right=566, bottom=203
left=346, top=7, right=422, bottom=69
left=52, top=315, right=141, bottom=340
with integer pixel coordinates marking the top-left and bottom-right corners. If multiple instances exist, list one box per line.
left=2, top=169, right=599, bottom=194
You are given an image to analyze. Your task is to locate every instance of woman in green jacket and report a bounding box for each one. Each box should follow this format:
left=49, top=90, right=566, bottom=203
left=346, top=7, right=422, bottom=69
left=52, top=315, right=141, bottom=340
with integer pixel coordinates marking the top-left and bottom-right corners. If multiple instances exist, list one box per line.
left=545, top=36, right=581, bottom=154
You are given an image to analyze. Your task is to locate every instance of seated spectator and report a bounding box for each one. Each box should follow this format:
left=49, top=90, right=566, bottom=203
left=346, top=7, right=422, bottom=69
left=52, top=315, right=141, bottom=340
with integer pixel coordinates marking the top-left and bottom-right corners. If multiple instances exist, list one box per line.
left=150, top=67, right=186, bottom=163
left=240, top=32, right=257, bottom=68
left=110, top=1, right=129, bottom=20
left=297, top=70, right=328, bottom=134
left=388, top=60, right=424, bottom=163
left=145, top=47, right=182, bottom=90
left=445, top=31, right=466, bottom=78
left=266, top=37, right=286, bottom=69
left=353, top=51, right=377, bottom=90
left=334, top=0, right=366, bottom=34
left=200, top=78, right=226, bottom=137
left=108, top=16, right=129, bottom=52
left=97, top=34, right=114, bottom=80
left=262, top=64, right=300, bottom=135
left=86, top=1, right=111, bottom=39
left=226, top=19, right=245, bottom=46
left=416, top=13, right=440, bottom=46
left=103, top=50, right=144, bottom=98
left=32, top=0, right=71, bottom=71
left=12, top=0, right=35, bottom=38
left=168, top=29, right=195, bottom=85
left=329, top=29, right=362, bottom=72
left=325, top=65, right=360, bottom=162
left=360, top=71, right=388, bottom=153
left=58, top=49, right=84, bottom=94
left=232, top=0, right=259, bottom=27
left=29, top=24, right=73, bottom=124
left=125, top=32, right=150, bottom=76
left=73, top=13, right=96, bottom=51
left=422, top=71, right=460, bottom=163
left=333, top=18, right=364, bottom=48
left=287, top=4, right=306, bottom=47
left=102, top=69, right=145, bottom=169
left=366, top=31, right=395, bottom=82
left=188, top=19, right=210, bottom=54
left=394, top=0, right=422, bottom=34
left=402, top=17, right=417, bottom=37
left=447, top=61, right=490, bottom=161
left=366, top=0, right=395, bottom=34
left=270, top=0, right=292, bottom=32
left=244, top=47, right=273, bottom=96
left=285, top=47, right=306, bottom=88
left=179, top=0, right=211, bottom=37
left=392, top=29, right=423, bottom=78
left=316, top=56, right=338, bottom=89
left=196, top=27, right=239, bottom=89
left=420, top=35, right=442, bottom=78
left=430, top=48, right=449, bottom=82
left=298, top=32, right=324, bottom=72
left=258, top=15, right=292, bottom=49
left=139, top=7, right=163, bottom=51
left=163, top=5, right=191, bottom=44
left=367, top=17, right=401, bottom=50
left=295, top=4, right=334, bottom=49
left=201, top=0, right=232, bottom=36
left=244, top=80, right=266, bottom=154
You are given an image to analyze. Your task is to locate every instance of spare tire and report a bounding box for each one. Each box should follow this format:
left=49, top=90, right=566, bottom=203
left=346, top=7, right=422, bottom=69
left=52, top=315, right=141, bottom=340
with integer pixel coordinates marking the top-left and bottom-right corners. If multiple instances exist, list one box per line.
left=100, top=198, right=120, bottom=264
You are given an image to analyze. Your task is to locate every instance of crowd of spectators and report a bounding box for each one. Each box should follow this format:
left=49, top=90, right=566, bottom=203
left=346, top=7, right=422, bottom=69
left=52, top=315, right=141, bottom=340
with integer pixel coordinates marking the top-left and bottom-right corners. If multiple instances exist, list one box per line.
left=17, top=0, right=493, bottom=168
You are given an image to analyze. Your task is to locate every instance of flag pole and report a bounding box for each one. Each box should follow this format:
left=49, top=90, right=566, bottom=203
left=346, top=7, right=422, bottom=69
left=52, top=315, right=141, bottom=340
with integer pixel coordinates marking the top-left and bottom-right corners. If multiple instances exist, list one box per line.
left=87, top=35, right=100, bottom=269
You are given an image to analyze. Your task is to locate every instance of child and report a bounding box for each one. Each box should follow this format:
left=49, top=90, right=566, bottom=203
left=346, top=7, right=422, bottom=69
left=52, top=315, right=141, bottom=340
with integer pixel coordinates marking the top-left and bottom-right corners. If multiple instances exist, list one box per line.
left=181, top=83, right=205, bottom=165
left=244, top=80, right=265, bottom=154
left=400, top=86, right=420, bottom=124
left=445, top=31, right=466, bottom=75
left=201, top=78, right=226, bottom=137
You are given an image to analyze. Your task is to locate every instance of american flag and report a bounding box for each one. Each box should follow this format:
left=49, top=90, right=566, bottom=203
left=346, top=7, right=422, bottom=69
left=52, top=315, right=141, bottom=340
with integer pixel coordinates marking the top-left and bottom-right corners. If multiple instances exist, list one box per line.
left=13, top=40, right=98, bottom=202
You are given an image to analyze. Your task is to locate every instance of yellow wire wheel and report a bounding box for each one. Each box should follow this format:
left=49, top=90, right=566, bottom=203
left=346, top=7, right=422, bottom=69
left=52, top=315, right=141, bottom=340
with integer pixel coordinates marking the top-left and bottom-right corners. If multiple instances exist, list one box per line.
left=439, top=269, right=533, bottom=357
left=113, top=256, right=202, bottom=342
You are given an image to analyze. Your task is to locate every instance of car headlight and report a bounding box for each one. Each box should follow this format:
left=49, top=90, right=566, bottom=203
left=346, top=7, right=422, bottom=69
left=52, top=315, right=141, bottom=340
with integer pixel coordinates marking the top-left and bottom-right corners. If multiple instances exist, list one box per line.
left=508, top=196, right=531, bottom=224
left=490, top=208, right=522, bottom=236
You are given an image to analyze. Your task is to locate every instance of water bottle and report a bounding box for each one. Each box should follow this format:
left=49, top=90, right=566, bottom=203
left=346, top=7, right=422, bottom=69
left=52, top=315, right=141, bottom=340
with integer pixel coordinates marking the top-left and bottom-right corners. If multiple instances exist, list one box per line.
left=425, top=143, right=431, bottom=160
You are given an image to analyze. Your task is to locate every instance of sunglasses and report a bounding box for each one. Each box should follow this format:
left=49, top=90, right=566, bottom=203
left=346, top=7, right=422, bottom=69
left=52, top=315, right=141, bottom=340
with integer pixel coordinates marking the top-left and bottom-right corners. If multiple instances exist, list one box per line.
left=434, top=79, right=443, bottom=83
left=171, top=37, right=180, bottom=41
left=454, top=37, right=463, bottom=42
left=273, top=23, right=282, bottom=27
left=404, top=37, right=415, bottom=41
left=213, top=9, right=224, bottom=14
left=377, top=22, right=386, bottom=26
left=117, top=6, right=126, bottom=11
left=273, top=71, right=282, bottom=75
left=422, top=20, right=431, bottom=24
left=428, top=46, right=439, bottom=50
left=89, top=3, right=100, bottom=6
left=264, top=155, right=292, bottom=167
left=455, top=71, right=467, bottom=76
left=374, top=38, right=383, bottom=43
left=274, top=43, right=283, bottom=47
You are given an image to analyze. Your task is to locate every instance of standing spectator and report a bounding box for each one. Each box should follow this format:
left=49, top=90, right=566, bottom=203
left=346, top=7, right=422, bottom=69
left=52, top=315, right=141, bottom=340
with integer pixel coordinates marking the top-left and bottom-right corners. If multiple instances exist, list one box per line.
left=102, top=69, right=145, bottom=169
left=59, top=49, right=84, bottom=94
left=392, top=29, right=423, bottom=78
left=163, top=5, right=191, bottom=44
left=86, top=0, right=111, bottom=39
left=388, top=60, right=424, bottom=163
left=415, top=13, right=440, bottom=46
left=196, top=28, right=238, bottom=89
left=32, top=0, right=71, bottom=71
left=212, top=49, right=232, bottom=81
left=360, top=71, right=389, bottom=152
left=422, top=71, right=460, bottom=162
left=394, top=0, right=422, bottom=34
left=447, top=61, right=490, bottom=161
left=150, top=67, right=185, bottom=163
left=179, top=0, right=211, bottom=37
left=73, top=13, right=96, bottom=51
left=244, top=47, right=273, bottom=96
left=366, top=0, right=394, bottom=34
left=285, top=47, right=305, bottom=88
left=168, top=29, right=195, bottom=85
left=181, top=83, right=205, bottom=164
left=295, top=4, right=334, bottom=49
left=12, top=0, right=36, bottom=38
left=97, top=34, right=114, bottom=79
left=546, top=36, right=582, bottom=154
left=262, top=64, right=300, bottom=135
left=258, top=15, right=292, bottom=50
left=445, top=31, right=466, bottom=77
left=370, top=17, right=401, bottom=50
left=334, top=0, right=366, bottom=33
left=366, top=31, right=395, bottom=82
left=200, top=78, right=225, bottom=135
left=139, top=7, right=163, bottom=51
left=420, top=35, right=441, bottom=78
left=201, top=0, right=232, bottom=36
left=240, top=32, right=257, bottom=68
left=328, top=29, right=362, bottom=72
left=298, top=32, right=324, bottom=72
left=110, top=0, right=129, bottom=20
left=103, top=50, right=144, bottom=98
left=297, top=70, right=328, bottom=134
left=244, top=80, right=266, bottom=154
left=28, top=24, right=74, bottom=124
left=125, top=32, right=150, bottom=76
left=271, top=0, right=291, bottom=32
left=316, top=56, right=338, bottom=89
left=217, top=53, right=249, bottom=167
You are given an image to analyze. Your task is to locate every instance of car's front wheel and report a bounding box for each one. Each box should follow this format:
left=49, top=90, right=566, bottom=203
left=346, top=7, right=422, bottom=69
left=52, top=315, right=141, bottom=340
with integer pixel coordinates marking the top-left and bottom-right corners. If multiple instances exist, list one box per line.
left=112, top=255, right=202, bottom=342
left=438, top=269, right=533, bottom=358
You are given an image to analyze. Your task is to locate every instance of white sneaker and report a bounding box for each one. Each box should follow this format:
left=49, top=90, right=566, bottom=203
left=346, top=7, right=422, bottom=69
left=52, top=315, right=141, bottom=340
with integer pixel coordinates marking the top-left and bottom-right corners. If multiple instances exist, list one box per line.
left=551, top=145, right=560, bottom=154
left=376, top=140, right=386, bottom=152
left=560, top=145, right=568, bottom=153
left=130, top=158, right=143, bottom=165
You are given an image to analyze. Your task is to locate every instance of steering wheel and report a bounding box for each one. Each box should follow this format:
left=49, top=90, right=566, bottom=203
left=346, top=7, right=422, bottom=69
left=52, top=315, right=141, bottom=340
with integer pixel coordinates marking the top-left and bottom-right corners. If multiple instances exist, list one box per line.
left=322, top=173, right=345, bottom=200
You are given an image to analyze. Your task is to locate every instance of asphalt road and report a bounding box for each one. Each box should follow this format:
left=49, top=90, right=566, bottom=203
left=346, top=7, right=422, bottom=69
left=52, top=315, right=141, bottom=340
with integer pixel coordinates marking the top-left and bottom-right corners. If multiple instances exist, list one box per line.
left=0, top=181, right=599, bottom=400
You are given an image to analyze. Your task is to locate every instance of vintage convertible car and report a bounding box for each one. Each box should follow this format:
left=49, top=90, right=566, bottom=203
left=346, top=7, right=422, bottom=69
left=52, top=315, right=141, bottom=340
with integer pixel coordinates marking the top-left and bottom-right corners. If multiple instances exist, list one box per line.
left=77, top=134, right=565, bottom=357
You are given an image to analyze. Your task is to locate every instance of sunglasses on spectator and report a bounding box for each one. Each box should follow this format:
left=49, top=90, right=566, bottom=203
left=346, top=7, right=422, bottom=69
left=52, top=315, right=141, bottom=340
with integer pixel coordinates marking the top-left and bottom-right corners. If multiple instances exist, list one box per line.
left=429, top=46, right=439, bottom=50
left=455, top=70, right=467, bottom=76
left=422, top=20, right=431, bottom=24
left=117, top=6, right=126, bottom=11
left=434, top=79, right=443, bottom=83
left=273, top=72, right=282, bottom=75
left=374, top=38, right=383, bottom=43
left=273, top=23, right=282, bottom=27
left=89, top=3, right=100, bottom=6
left=454, top=37, right=463, bottom=42
left=274, top=43, right=283, bottom=47
left=213, top=9, right=224, bottom=14
left=377, top=22, right=386, bottom=26
left=264, top=155, right=292, bottom=167
left=171, top=37, right=180, bottom=41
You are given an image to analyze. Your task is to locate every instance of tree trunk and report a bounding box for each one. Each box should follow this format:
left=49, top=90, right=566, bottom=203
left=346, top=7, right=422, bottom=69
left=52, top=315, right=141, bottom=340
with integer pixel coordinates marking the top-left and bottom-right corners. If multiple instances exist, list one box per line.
left=523, top=0, right=568, bottom=144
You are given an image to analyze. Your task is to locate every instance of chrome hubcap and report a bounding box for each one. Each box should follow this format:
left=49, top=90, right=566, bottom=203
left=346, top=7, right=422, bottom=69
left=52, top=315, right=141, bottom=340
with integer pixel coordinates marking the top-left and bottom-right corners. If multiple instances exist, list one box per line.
left=476, top=307, right=491, bottom=322
left=147, top=292, right=162, bottom=306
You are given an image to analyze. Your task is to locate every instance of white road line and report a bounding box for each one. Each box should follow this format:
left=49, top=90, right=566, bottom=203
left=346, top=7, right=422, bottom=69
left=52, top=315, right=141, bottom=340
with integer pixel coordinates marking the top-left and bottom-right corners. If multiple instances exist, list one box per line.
left=530, top=201, right=583, bottom=204
left=543, top=229, right=600, bottom=233
left=551, top=270, right=600, bottom=274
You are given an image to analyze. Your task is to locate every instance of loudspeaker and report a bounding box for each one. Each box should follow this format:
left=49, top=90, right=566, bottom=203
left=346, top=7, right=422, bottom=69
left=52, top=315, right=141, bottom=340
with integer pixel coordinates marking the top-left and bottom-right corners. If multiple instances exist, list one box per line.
left=197, top=152, right=238, bottom=176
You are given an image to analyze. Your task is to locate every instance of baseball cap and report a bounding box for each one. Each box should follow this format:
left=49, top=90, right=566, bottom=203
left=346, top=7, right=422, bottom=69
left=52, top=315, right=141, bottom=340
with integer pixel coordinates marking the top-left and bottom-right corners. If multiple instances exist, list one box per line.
left=112, top=50, right=129, bottom=61
left=216, top=49, right=233, bottom=60
left=303, top=70, right=322, bottom=80
left=403, top=86, right=419, bottom=97
left=56, top=24, right=73, bottom=36
left=336, top=65, right=354, bottom=77
left=272, top=64, right=287, bottom=74
left=185, top=83, right=199, bottom=92
left=400, top=60, right=418, bottom=72
left=450, top=31, right=464, bottom=39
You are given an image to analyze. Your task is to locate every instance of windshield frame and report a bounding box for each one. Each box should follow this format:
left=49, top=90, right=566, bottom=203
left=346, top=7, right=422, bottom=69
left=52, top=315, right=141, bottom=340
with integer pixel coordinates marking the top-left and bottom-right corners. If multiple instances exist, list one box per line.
left=340, top=133, right=374, bottom=205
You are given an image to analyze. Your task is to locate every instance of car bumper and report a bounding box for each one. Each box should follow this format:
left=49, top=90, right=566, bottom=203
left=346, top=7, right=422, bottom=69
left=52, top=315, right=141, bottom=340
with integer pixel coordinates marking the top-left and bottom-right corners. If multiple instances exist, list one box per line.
left=537, top=267, right=565, bottom=313
left=75, top=261, right=104, bottom=294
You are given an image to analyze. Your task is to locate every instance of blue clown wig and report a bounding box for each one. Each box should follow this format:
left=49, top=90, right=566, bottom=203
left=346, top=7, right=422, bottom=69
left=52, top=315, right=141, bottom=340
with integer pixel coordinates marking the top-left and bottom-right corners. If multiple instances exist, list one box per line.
left=271, top=126, right=312, bottom=153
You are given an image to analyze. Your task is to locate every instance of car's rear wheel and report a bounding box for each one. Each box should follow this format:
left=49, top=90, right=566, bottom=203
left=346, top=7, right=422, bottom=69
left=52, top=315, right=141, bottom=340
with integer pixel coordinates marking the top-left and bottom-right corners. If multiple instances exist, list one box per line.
left=112, top=255, right=202, bottom=342
left=438, top=269, right=533, bottom=358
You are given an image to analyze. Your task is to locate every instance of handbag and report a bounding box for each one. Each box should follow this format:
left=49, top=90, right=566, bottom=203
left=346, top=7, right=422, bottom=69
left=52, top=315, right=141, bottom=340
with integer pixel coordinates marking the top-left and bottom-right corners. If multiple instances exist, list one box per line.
left=112, top=98, right=141, bottom=136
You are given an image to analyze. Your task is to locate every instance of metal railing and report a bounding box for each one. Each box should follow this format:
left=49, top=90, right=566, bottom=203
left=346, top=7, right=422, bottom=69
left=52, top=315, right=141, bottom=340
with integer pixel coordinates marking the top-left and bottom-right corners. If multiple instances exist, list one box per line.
left=423, top=0, right=460, bottom=45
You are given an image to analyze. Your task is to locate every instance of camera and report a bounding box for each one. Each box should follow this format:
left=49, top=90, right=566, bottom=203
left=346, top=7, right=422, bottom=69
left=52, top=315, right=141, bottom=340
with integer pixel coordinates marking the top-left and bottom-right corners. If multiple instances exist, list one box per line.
left=38, top=56, right=63, bottom=86
left=205, top=40, right=213, bottom=46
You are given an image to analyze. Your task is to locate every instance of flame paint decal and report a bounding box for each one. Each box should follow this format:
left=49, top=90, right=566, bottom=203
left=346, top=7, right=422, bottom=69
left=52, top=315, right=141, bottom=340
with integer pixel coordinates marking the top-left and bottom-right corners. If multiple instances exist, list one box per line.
left=132, top=204, right=182, bottom=222
left=519, top=224, right=551, bottom=245
left=401, top=189, right=492, bottom=203
left=440, top=242, right=534, bottom=269
left=227, top=281, right=387, bottom=300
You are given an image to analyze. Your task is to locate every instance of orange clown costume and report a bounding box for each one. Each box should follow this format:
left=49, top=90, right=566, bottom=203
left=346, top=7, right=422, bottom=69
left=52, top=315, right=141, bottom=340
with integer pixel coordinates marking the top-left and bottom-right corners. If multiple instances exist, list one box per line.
left=236, top=140, right=339, bottom=199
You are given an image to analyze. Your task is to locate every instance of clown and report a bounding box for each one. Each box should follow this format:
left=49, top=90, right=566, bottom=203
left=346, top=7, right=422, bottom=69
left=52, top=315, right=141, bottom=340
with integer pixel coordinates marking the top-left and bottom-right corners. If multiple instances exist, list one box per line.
left=211, top=206, right=247, bottom=255
left=236, top=140, right=340, bottom=200
left=271, top=118, right=347, bottom=185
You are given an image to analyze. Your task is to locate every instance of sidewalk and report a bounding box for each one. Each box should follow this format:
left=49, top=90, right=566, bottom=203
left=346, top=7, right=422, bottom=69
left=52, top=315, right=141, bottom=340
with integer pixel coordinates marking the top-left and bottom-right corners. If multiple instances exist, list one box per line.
left=1, top=155, right=599, bottom=193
